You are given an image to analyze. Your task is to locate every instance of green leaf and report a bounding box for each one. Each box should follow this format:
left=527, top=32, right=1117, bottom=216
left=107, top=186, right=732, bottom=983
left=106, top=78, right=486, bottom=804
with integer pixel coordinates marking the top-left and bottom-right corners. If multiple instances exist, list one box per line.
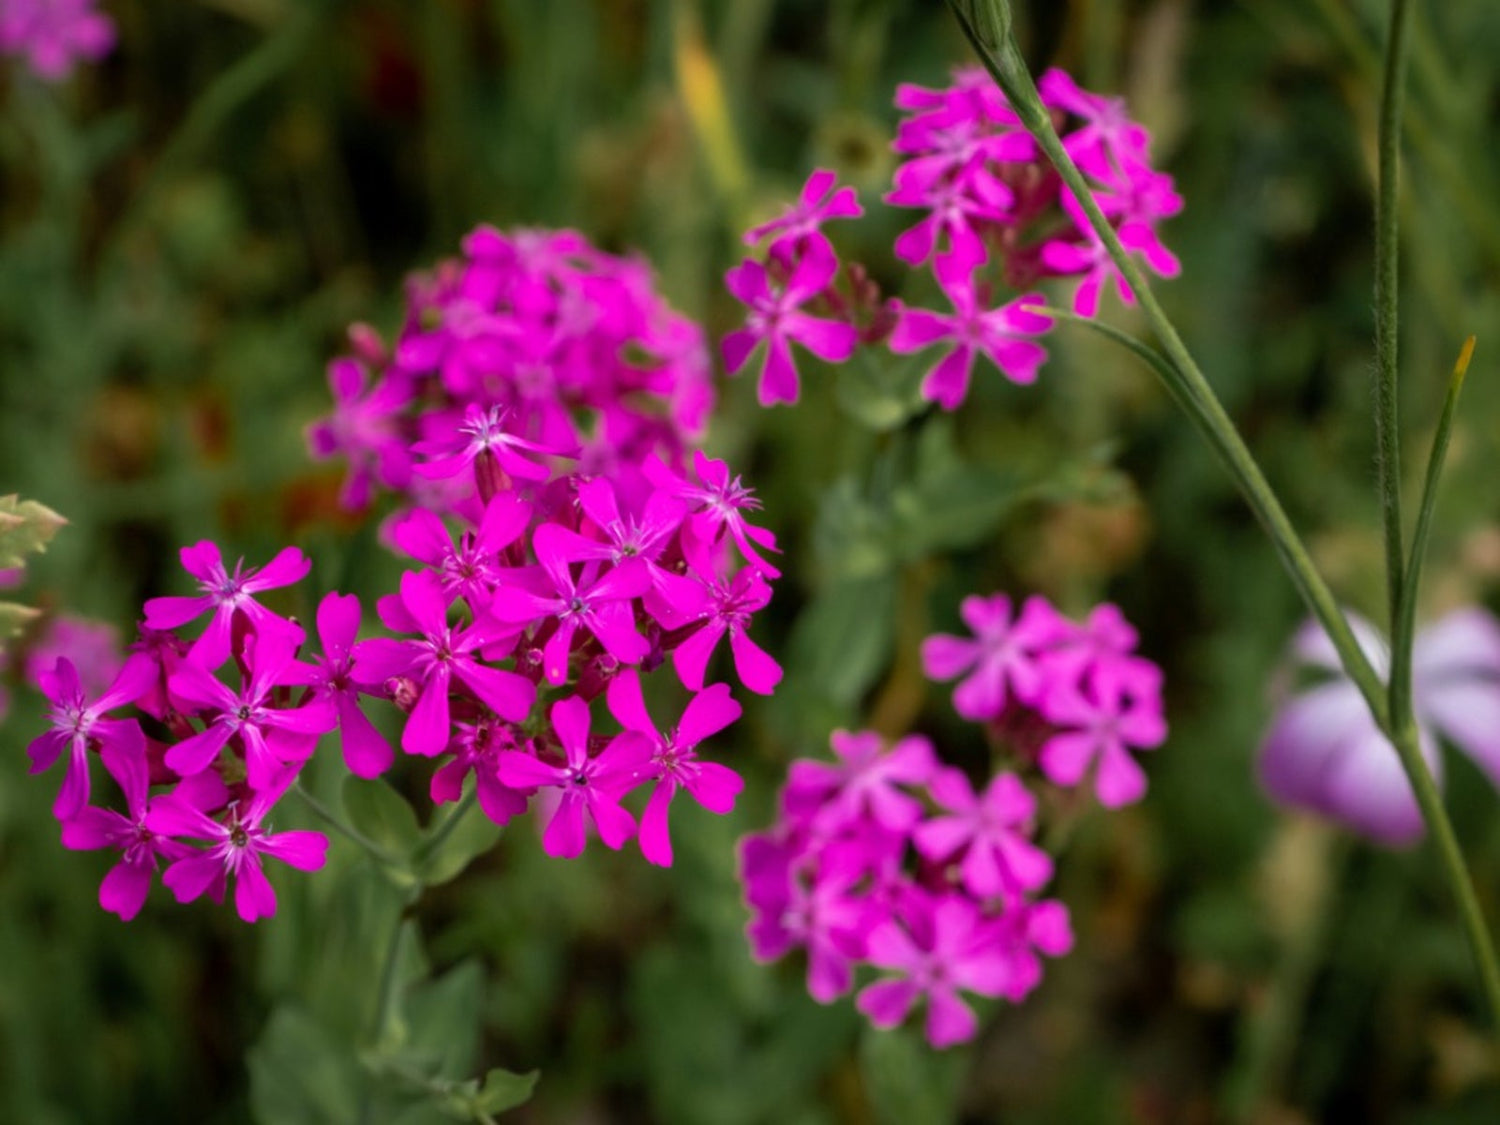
left=344, top=776, right=424, bottom=860
left=858, top=1024, right=967, bottom=1125
left=401, top=960, right=484, bottom=1080
left=835, top=351, right=928, bottom=432
left=785, top=573, right=897, bottom=706
left=467, top=1068, right=539, bottom=1115
left=890, top=417, right=1027, bottom=560
left=248, top=1007, right=361, bottom=1125
left=0, top=496, right=65, bottom=569
left=419, top=804, right=501, bottom=887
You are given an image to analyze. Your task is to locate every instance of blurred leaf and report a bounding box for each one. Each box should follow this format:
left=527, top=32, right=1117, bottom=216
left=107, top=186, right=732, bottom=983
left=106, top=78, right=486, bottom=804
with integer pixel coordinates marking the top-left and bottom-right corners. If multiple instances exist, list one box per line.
left=0, top=495, right=65, bottom=569
left=248, top=1006, right=361, bottom=1125
left=0, top=601, right=40, bottom=643
left=466, top=1068, right=539, bottom=1115
left=400, top=959, right=484, bottom=1079
left=891, top=417, right=1028, bottom=560
left=344, top=776, right=424, bottom=863
left=418, top=802, right=502, bottom=888
left=786, top=572, right=897, bottom=706
left=858, top=1024, right=967, bottom=1125
left=835, top=352, right=928, bottom=432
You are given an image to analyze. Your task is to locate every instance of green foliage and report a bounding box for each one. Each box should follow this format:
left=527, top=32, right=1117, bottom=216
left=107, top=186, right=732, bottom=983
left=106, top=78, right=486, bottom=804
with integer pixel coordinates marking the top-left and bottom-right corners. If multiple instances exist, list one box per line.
left=7, top=1, right=1500, bottom=1123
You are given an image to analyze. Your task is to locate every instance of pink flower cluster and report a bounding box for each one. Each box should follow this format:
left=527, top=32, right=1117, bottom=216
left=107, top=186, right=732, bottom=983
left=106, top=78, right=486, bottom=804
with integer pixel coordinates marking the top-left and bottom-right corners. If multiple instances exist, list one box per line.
left=308, top=226, right=714, bottom=513
left=0, top=0, right=114, bottom=81
left=34, top=227, right=782, bottom=921
left=923, top=595, right=1167, bottom=808
left=722, top=66, right=1180, bottom=411
left=738, top=593, right=1164, bottom=1048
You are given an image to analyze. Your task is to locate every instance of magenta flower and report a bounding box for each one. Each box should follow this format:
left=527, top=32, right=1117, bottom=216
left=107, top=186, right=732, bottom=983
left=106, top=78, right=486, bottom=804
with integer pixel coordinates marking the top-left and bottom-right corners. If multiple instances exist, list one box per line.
left=784, top=730, right=937, bottom=833
left=29, top=653, right=154, bottom=820
left=746, top=858, right=876, bottom=1003
left=143, top=541, right=310, bottom=668
left=305, top=356, right=414, bottom=510
left=672, top=570, right=781, bottom=696
left=921, top=593, right=1066, bottom=721
left=495, top=695, right=649, bottom=858
left=888, top=261, right=1051, bottom=409
left=544, top=476, right=704, bottom=628
left=1038, top=660, right=1167, bottom=807
left=0, top=0, right=114, bottom=81
left=147, top=772, right=329, bottom=923
left=412, top=402, right=566, bottom=485
left=25, top=614, right=123, bottom=699
left=166, top=631, right=338, bottom=791
left=61, top=745, right=225, bottom=921
left=743, top=168, right=864, bottom=265
left=1040, top=67, right=1153, bottom=180
left=304, top=592, right=392, bottom=780
left=886, top=163, right=1013, bottom=272
left=913, top=768, right=1053, bottom=897
left=645, top=450, right=781, bottom=579
left=390, top=492, right=531, bottom=611
left=721, top=240, right=858, bottom=406
left=605, top=669, right=743, bottom=866
left=430, top=716, right=530, bottom=828
left=355, top=569, right=536, bottom=756
left=856, top=893, right=1010, bottom=1048
left=487, top=526, right=651, bottom=685
left=1259, top=608, right=1500, bottom=847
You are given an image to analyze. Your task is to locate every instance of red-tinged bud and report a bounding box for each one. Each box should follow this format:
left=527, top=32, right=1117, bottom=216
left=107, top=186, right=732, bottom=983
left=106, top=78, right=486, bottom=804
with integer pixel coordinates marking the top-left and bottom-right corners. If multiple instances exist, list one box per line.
left=474, top=449, right=510, bottom=506
left=387, top=675, right=420, bottom=713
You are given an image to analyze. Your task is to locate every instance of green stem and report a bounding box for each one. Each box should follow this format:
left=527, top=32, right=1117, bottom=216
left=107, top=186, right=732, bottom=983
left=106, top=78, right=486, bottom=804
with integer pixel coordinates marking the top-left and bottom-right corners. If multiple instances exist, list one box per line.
left=415, top=788, right=478, bottom=870
left=359, top=896, right=416, bottom=1125
left=1390, top=338, right=1472, bottom=731
left=947, top=3, right=1388, bottom=725
left=1374, top=0, right=1415, bottom=703
left=292, top=781, right=406, bottom=869
left=945, top=0, right=1500, bottom=1031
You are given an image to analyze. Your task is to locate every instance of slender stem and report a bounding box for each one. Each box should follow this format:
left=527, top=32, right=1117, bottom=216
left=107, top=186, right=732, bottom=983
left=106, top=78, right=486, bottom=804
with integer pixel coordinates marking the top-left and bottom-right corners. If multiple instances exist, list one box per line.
left=945, top=0, right=1500, bottom=1029
left=1375, top=0, right=1415, bottom=709
left=359, top=896, right=416, bottom=1125
left=292, top=781, right=406, bottom=869
left=947, top=4, right=1388, bottom=725
left=1390, top=338, right=1473, bottom=725
left=416, top=788, right=479, bottom=870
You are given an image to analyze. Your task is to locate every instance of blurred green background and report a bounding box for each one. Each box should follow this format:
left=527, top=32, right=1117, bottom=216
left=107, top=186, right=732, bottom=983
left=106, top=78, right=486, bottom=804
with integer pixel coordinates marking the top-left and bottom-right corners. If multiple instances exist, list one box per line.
left=5, top=0, right=1500, bottom=1121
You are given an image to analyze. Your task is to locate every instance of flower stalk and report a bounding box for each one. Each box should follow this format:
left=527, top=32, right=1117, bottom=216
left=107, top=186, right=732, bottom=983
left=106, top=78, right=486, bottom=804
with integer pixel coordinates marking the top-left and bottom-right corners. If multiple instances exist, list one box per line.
left=945, top=0, right=1500, bottom=1030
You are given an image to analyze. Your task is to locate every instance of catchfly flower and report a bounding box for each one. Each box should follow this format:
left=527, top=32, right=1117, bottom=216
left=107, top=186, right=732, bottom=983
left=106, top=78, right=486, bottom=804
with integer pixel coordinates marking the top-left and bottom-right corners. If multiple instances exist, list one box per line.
left=722, top=65, right=1180, bottom=411
left=37, top=224, right=773, bottom=925
left=739, top=590, right=1160, bottom=1047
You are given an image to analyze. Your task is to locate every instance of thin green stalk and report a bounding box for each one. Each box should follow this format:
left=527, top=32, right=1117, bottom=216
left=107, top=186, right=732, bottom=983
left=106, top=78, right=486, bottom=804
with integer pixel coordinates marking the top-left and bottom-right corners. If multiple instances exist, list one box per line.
left=1390, top=337, right=1473, bottom=728
left=359, top=897, right=416, bottom=1125
left=415, top=788, right=478, bottom=871
left=1374, top=0, right=1415, bottom=693
left=292, top=781, right=405, bottom=869
left=944, top=0, right=1500, bottom=1031
left=946, top=1, right=1388, bottom=726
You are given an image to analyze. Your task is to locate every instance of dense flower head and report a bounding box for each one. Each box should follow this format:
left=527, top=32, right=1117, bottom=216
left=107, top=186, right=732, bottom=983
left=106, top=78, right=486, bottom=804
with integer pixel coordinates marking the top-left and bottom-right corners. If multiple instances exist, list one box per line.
left=738, top=591, right=1162, bottom=1047
left=921, top=591, right=1166, bottom=808
left=40, top=227, right=775, bottom=922
left=1258, top=607, right=1500, bottom=847
left=723, top=66, right=1179, bottom=410
left=308, top=225, right=714, bottom=514
left=0, top=0, right=115, bottom=82
left=739, top=727, right=1073, bottom=1048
